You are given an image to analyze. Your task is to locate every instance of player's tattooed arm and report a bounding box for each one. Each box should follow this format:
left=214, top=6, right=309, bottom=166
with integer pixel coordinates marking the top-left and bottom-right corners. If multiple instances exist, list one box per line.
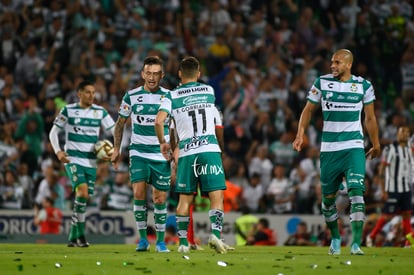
left=113, top=116, right=126, bottom=149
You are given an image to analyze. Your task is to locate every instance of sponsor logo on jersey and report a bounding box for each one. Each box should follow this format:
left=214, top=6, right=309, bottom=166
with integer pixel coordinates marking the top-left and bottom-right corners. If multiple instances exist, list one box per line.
left=178, top=87, right=208, bottom=95
left=191, top=156, right=224, bottom=176
left=184, top=136, right=209, bottom=151
left=73, top=126, right=98, bottom=134
left=183, top=95, right=209, bottom=105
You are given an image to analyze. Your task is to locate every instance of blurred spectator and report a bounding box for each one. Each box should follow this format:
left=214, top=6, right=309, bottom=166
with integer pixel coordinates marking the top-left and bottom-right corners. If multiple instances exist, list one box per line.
left=266, top=164, right=294, bottom=214
left=106, top=170, right=133, bottom=211
left=17, top=162, right=34, bottom=209
left=0, top=121, right=19, bottom=172
left=14, top=42, right=44, bottom=97
left=240, top=172, right=264, bottom=213
left=284, top=221, right=315, bottom=246
left=228, top=160, right=249, bottom=190
left=290, top=147, right=320, bottom=214
left=33, top=196, right=63, bottom=234
left=269, top=132, right=297, bottom=171
left=235, top=206, right=259, bottom=246
left=223, top=179, right=242, bottom=212
left=0, top=168, right=24, bottom=209
left=14, top=96, right=44, bottom=160
left=246, top=218, right=277, bottom=246
left=400, top=42, right=414, bottom=105
left=34, top=165, right=65, bottom=210
left=246, top=142, right=273, bottom=191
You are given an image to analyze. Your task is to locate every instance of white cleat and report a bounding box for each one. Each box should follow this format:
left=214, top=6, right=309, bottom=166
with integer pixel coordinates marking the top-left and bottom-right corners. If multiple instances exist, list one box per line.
left=178, top=245, right=190, bottom=253
left=208, top=234, right=227, bottom=254
left=222, top=240, right=235, bottom=251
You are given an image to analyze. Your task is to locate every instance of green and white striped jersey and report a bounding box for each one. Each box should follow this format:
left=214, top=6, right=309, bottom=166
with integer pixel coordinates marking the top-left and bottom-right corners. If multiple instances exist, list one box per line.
left=118, top=86, right=170, bottom=161
left=54, top=103, right=115, bottom=168
left=159, top=81, right=222, bottom=158
left=307, top=74, right=375, bottom=152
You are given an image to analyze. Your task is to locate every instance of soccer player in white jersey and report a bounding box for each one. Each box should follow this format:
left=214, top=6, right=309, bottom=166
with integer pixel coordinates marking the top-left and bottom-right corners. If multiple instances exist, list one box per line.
left=155, top=56, right=227, bottom=254
left=49, top=80, right=115, bottom=247
left=367, top=126, right=413, bottom=247
left=293, top=49, right=381, bottom=255
left=111, top=56, right=171, bottom=253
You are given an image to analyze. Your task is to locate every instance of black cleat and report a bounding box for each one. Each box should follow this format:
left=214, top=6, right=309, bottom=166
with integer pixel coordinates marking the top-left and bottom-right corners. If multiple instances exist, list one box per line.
left=67, top=239, right=78, bottom=247
left=77, top=236, right=90, bottom=247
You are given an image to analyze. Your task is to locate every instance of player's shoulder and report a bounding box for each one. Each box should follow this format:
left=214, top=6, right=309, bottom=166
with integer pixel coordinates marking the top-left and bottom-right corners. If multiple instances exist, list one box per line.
left=319, top=73, right=335, bottom=80
left=90, top=104, right=110, bottom=113
left=351, top=75, right=372, bottom=85
left=91, top=103, right=105, bottom=109
left=159, top=86, right=171, bottom=93
left=64, top=102, right=78, bottom=109
left=125, top=86, right=144, bottom=96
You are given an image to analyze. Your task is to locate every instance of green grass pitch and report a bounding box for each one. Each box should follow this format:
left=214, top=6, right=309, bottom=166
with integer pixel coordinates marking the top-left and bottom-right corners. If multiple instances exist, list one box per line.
left=1, top=244, right=413, bottom=275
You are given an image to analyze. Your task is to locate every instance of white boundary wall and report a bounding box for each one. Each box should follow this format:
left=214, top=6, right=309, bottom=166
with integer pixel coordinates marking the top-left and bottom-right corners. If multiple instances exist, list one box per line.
left=0, top=210, right=349, bottom=246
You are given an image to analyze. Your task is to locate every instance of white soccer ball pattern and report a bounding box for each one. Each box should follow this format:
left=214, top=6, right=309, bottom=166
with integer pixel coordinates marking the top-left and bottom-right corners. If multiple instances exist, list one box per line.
left=95, top=139, right=114, bottom=159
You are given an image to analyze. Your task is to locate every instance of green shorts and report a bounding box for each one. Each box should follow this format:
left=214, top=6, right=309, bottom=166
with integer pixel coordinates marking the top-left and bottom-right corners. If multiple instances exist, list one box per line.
left=320, top=148, right=366, bottom=195
left=129, top=156, right=170, bottom=191
left=64, top=163, right=96, bottom=195
left=175, top=152, right=226, bottom=194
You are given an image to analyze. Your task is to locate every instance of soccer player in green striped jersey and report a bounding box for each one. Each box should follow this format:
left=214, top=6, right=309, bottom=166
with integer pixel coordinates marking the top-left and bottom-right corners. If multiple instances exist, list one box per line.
left=155, top=56, right=227, bottom=254
left=49, top=80, right=115, bottom=247
left=111, top=56, right=171, bottom=253
left=293, top=49, right=381, bottom=255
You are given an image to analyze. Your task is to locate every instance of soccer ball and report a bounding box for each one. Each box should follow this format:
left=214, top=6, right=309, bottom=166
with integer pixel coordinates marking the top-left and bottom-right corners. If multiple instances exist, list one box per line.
left=94, top=139, right=114, bottom=160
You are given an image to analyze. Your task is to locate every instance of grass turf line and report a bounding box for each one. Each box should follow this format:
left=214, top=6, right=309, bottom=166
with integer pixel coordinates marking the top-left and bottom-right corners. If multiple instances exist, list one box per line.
left=1, top=244, right=412, bottom=275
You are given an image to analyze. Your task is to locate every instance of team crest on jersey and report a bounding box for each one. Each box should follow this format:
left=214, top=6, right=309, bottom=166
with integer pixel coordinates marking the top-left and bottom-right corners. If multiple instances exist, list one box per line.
left=311, top=88, right=318, bottom=95
left=93, top=110, right=99, bottom=118
left=350, top=83, right=357, bottom=92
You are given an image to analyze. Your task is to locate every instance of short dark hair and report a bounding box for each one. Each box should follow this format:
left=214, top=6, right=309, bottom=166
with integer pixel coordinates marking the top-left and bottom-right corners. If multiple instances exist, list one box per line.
left=179, top=56, right=199, bottom=78
left=142, top=56, right=164, bottom=70
left=45, top=197, right=55, bottom=205
left=259, top=218, right=269, bottom=228
left=77, top=80, right=95, bottom=92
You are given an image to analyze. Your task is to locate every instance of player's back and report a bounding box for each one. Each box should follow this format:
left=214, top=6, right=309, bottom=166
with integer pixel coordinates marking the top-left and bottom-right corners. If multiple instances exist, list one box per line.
left=170, top=82, right=221, bottom=156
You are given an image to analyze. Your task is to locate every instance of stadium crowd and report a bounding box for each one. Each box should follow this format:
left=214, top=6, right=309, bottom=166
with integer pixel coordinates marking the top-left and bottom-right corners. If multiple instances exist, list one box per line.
left=1, top=0, right=414, bottom=246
